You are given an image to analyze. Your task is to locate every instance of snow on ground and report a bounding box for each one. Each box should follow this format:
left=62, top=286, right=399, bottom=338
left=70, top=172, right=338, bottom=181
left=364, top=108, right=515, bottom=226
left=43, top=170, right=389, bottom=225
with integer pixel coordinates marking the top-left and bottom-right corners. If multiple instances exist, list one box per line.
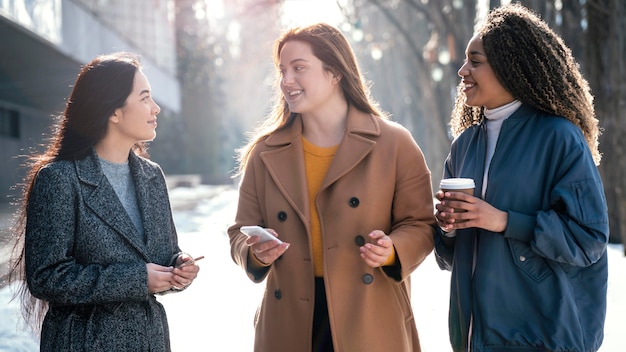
left=1, top=185, right=624, bottom=351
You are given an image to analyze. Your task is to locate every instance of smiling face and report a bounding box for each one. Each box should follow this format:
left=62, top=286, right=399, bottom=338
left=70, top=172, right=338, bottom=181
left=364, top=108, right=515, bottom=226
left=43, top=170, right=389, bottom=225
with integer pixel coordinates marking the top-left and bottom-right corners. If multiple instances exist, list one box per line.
left=109, top=70, right=160, bottom=145
left=458, top=35, right=514, bottom=109
left=279, top=40, right=341, bottom=116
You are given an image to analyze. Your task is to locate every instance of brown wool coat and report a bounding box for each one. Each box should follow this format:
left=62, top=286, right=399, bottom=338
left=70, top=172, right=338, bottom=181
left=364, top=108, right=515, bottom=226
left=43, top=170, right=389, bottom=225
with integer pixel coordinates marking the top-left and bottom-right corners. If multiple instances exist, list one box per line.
left=228, top=108, right=436, bottom=352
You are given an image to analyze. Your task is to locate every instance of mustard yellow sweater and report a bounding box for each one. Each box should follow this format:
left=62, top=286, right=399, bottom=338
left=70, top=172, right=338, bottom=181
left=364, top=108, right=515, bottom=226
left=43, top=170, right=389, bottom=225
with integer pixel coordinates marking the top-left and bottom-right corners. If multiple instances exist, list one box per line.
left=302, top=137, right=339, bottom=277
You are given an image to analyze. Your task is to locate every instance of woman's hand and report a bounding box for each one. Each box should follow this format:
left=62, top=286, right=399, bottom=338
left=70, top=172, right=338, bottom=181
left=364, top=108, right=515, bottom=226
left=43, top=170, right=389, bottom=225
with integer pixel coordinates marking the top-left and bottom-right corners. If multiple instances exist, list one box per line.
left=360, top=230, right=394, bottom=267
left=171, top=253, right=201, bottom=289
left=246, top=228, right=290, bottom=265
left=435, top=191, right=508, bottom=233
left=146, top=263, right=175, bottom=294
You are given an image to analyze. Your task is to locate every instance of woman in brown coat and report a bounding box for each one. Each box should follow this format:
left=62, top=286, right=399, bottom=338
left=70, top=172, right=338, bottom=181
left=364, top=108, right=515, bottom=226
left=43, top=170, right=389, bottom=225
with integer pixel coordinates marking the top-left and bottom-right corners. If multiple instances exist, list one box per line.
left=228, top=23, right=436, bottom=352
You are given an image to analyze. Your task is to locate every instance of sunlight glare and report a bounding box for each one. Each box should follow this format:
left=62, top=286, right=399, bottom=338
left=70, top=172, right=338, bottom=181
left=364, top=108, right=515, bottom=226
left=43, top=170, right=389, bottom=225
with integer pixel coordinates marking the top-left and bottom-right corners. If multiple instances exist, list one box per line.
left=204, top=0, right=224, bottom=20
left=281, top=0, right=343, bottom=26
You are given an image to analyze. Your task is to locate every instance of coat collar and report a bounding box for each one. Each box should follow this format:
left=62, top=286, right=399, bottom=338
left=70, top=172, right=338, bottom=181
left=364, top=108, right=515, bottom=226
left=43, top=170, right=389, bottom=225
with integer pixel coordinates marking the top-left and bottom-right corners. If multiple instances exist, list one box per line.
left=260, top=106, right=381, bottom=223
left=75, top=150, right=158, bottom=261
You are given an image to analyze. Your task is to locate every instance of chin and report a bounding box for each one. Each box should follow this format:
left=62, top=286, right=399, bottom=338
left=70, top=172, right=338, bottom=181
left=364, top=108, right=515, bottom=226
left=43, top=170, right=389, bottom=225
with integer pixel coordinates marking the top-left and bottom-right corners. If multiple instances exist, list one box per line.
left=463, top=98, right=481, bottom=108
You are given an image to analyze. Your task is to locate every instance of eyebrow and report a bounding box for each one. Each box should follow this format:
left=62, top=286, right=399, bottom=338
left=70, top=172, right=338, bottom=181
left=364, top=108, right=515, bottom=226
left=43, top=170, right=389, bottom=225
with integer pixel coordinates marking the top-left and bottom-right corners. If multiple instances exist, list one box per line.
left=469, top=50, right=486, bottom=57
left=139, top=89, right=150, bottom=96
left=279, top=58, right=308, bottom=67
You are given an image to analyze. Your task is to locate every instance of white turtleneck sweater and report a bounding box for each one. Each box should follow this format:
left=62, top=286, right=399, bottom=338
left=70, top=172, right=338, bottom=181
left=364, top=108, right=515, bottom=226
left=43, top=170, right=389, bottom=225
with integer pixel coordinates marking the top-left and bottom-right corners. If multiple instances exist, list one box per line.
left=482, top=100, right=522, bottom=198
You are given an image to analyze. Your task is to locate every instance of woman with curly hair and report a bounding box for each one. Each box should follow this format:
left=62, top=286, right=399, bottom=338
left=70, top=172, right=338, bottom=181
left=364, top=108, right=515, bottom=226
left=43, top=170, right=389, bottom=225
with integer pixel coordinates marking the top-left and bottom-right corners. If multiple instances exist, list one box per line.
left=434, top=4, right=608, bottom=351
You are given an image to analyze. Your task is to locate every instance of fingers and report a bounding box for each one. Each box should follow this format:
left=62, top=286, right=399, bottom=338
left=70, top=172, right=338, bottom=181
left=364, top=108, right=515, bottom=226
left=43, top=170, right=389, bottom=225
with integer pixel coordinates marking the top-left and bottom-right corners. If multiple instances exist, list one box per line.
left=146, top=263, right=175, bottom=293
left=251, top=242, right=290, bottom=265
left=147, top=261, right=200, bottom=293
left=245, top=230, right=289, bottom=265
left=360, top=231, right=392, bottom=267
left=442, top=191, right=473, bottom=202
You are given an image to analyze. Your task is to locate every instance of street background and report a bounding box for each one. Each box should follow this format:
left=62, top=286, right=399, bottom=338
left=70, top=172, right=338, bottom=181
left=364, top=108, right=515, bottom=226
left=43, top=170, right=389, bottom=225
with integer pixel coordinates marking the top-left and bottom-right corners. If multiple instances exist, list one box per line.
left=1, top=184, right=624, bottom=351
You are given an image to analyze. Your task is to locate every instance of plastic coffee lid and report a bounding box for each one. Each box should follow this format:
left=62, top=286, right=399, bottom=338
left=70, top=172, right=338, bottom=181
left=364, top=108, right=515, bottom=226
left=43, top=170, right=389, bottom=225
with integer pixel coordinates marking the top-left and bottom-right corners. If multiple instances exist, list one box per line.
left=439, top=178, right=475, bottom=189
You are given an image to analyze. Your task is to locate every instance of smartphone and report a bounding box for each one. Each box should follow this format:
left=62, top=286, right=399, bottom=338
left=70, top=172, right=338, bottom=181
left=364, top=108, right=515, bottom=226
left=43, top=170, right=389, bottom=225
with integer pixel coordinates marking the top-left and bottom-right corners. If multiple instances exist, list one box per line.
left=240, top=226, right=283, bottom=244
left=177, top=255, right=205, bottom=268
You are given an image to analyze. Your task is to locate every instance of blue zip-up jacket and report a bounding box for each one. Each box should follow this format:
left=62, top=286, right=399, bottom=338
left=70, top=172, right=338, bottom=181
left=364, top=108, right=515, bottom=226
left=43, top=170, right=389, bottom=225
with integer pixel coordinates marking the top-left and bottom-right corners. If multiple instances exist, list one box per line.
left=435, top=104, right=609, bottom=352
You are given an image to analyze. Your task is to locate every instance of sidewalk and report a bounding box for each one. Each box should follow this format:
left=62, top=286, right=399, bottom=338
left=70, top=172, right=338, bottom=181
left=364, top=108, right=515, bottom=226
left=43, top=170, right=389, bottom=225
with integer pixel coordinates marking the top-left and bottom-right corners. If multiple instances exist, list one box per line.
left=0, top=201, right=17, bottom=288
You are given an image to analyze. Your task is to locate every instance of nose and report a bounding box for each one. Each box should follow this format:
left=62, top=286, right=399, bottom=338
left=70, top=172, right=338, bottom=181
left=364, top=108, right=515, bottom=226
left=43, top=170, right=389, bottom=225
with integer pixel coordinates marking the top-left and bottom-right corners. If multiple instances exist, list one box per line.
left=281, top=70, right=294, bottom=86
left=153, top=101, right=161, bottom=115
left=458, top=61, right=469, bottom=77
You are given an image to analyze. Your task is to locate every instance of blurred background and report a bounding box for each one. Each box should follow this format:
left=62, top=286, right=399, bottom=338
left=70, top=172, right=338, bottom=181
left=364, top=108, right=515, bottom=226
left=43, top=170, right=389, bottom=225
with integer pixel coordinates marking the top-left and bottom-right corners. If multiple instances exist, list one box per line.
left=0, top=0, right=624, bottom=246
left=0, top=1, right=625, bottom=350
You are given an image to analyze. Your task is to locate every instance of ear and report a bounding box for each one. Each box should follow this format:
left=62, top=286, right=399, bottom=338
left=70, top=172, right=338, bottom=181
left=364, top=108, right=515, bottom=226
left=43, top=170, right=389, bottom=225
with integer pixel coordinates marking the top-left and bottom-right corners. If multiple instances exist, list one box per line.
left=109, top=109, right=121, bottom=123
left=332, top=72, right=342, bottom=84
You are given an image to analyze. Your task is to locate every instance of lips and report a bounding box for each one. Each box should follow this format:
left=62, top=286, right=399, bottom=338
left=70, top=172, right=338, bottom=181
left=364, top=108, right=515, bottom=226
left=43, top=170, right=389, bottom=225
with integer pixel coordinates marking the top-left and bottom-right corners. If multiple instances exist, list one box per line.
left=462, top=80, right=475, bottom=90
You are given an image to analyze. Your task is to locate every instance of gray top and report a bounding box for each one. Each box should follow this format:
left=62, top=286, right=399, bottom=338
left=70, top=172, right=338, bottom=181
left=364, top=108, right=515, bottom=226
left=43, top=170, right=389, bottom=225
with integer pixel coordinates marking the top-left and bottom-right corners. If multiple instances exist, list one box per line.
left=99, top=157, right=145, bottom=240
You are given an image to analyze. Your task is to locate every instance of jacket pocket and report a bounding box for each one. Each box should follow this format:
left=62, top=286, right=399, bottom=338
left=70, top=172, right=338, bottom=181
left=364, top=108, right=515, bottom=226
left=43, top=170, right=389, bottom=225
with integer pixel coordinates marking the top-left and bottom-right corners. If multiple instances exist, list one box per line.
left=507, top=239, right=552, bottom=283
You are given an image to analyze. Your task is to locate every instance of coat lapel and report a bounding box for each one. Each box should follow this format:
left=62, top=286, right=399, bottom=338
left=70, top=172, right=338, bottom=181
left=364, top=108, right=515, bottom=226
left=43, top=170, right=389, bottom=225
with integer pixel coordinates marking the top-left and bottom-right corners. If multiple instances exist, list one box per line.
left=259, top=108, right=381, bottom=224
left=261, top=119, right=310, bottom=225
left=322, top=107, right=379, bottom=189
left=128, top=152, right=162, bottom=256
left=76, top=151, right=150, bottom=261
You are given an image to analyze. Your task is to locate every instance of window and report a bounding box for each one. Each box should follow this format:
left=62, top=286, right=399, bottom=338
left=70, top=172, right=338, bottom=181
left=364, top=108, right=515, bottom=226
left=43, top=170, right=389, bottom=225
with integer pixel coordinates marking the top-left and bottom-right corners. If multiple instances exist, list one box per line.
left=0, top=107, right=20, bottom=139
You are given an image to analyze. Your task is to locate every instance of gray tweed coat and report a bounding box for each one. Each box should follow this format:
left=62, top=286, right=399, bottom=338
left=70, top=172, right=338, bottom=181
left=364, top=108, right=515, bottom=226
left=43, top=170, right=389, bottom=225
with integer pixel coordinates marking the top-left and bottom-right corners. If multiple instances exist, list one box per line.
left=25, top=150, right=182, bottom=352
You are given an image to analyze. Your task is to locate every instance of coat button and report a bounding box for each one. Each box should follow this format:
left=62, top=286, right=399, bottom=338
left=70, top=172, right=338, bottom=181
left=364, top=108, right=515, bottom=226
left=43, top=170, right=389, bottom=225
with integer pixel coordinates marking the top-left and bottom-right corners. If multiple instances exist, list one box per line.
left=362, top=274, right=374, bottom=285
left=354, top=235, right=365, bottom=246
left=348, top=197, right=360, bottom=208
left=274, top=289, right=282, bottom=299
left=277, top=211, right=287, bottom=222
left=519, top=256, right=526, bottom=262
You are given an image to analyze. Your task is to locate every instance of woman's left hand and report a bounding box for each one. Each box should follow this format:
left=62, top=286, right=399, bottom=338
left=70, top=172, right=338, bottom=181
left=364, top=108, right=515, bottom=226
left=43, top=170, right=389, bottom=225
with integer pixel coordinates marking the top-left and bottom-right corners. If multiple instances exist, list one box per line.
left=360, top=230, right=393, bottom=267
left=171, top=253, right=201, bottom=289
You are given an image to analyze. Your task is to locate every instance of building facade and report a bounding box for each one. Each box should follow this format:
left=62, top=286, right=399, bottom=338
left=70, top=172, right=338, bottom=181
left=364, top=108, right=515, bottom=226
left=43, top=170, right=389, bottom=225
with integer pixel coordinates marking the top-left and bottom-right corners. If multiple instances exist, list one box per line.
left=0, top=0, right=180, bottom=203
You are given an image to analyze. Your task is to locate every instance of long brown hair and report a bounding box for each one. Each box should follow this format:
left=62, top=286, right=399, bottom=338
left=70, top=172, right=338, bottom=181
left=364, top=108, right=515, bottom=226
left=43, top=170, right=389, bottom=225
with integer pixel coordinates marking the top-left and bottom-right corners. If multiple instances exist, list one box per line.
left=9, top=52, right=146, bottom=332
left=234, top=23, right=385, bottom=175
left=450, top=3, right=601, bottom=165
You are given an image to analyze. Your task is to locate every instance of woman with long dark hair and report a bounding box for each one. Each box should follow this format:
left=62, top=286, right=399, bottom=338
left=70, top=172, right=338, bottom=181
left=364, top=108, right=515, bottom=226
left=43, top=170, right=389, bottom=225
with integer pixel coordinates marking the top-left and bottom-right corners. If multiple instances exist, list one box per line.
left=9, top=52, right=200, bottom=351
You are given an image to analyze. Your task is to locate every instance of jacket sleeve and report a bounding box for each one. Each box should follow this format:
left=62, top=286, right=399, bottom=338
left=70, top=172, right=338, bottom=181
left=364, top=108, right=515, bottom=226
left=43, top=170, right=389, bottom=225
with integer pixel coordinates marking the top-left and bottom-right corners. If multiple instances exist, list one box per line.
left=503, top=135, right=609, bottom=267
left=25, top=166, right=149, bottom=305
left=227, top=154, right=271, bottom=283
left=387, top=127, right=436, bottom=281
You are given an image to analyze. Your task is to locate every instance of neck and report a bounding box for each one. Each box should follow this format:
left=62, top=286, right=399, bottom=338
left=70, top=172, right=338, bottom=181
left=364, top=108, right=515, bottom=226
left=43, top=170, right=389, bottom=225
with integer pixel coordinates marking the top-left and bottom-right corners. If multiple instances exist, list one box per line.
left=301, top=99, right=349, bottom=147
left=95, top=138, right=132, bottom=163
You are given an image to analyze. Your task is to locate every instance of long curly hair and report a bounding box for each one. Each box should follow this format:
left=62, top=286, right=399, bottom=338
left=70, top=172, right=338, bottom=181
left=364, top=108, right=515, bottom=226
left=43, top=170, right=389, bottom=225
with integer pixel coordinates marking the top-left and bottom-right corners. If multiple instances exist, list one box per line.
left=8, top=52, right=147, bottom=333
left=450, top=3, right=601, bottom=165
left=234, top=23, right=385, bottom=176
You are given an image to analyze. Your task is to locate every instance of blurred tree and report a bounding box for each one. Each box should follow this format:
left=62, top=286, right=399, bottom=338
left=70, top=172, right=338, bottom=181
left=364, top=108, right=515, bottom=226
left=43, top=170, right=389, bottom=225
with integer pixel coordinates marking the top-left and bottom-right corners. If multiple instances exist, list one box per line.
left=340, top=0, right=625, bottom=247
left=175, top=0, right=226, bottom=182
left=170, top=0, right=281, bottom=183
left=337, top=0, right=477, bottom=188
left=220, top=0, right=282, bottom=180
left=585, top=0, right=626, bottom=248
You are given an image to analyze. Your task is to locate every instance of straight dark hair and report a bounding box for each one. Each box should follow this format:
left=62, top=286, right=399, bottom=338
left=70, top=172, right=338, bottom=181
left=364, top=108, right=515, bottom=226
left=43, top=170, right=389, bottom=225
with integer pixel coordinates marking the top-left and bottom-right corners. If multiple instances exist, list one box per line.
left=8, top=52, right=146, bottom=333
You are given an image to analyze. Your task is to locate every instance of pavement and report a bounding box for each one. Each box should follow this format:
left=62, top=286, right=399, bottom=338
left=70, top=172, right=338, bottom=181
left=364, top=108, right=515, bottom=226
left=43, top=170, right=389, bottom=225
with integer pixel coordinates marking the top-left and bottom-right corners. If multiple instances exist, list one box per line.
left=0, top=201, right=17, bottom=288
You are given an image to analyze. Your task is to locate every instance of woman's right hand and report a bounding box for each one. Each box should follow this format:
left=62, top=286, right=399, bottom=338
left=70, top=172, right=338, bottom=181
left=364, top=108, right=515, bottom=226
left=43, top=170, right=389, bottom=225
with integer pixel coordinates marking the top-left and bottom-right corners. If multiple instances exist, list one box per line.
left=435, top=190, right=456, bottom=232
left=435, top=191, right=508, bottom=233
left=246, top=228, right=290, bottom=265
left=146, top=263, right=175, bottom=293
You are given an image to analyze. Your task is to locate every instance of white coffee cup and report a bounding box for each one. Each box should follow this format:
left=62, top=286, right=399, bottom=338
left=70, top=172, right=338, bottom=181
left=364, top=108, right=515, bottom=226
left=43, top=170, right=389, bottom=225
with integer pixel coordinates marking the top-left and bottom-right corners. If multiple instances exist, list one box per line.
left=440, top=178, right=475, bottom=221
left=439, top=178, right=475, bottom=195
